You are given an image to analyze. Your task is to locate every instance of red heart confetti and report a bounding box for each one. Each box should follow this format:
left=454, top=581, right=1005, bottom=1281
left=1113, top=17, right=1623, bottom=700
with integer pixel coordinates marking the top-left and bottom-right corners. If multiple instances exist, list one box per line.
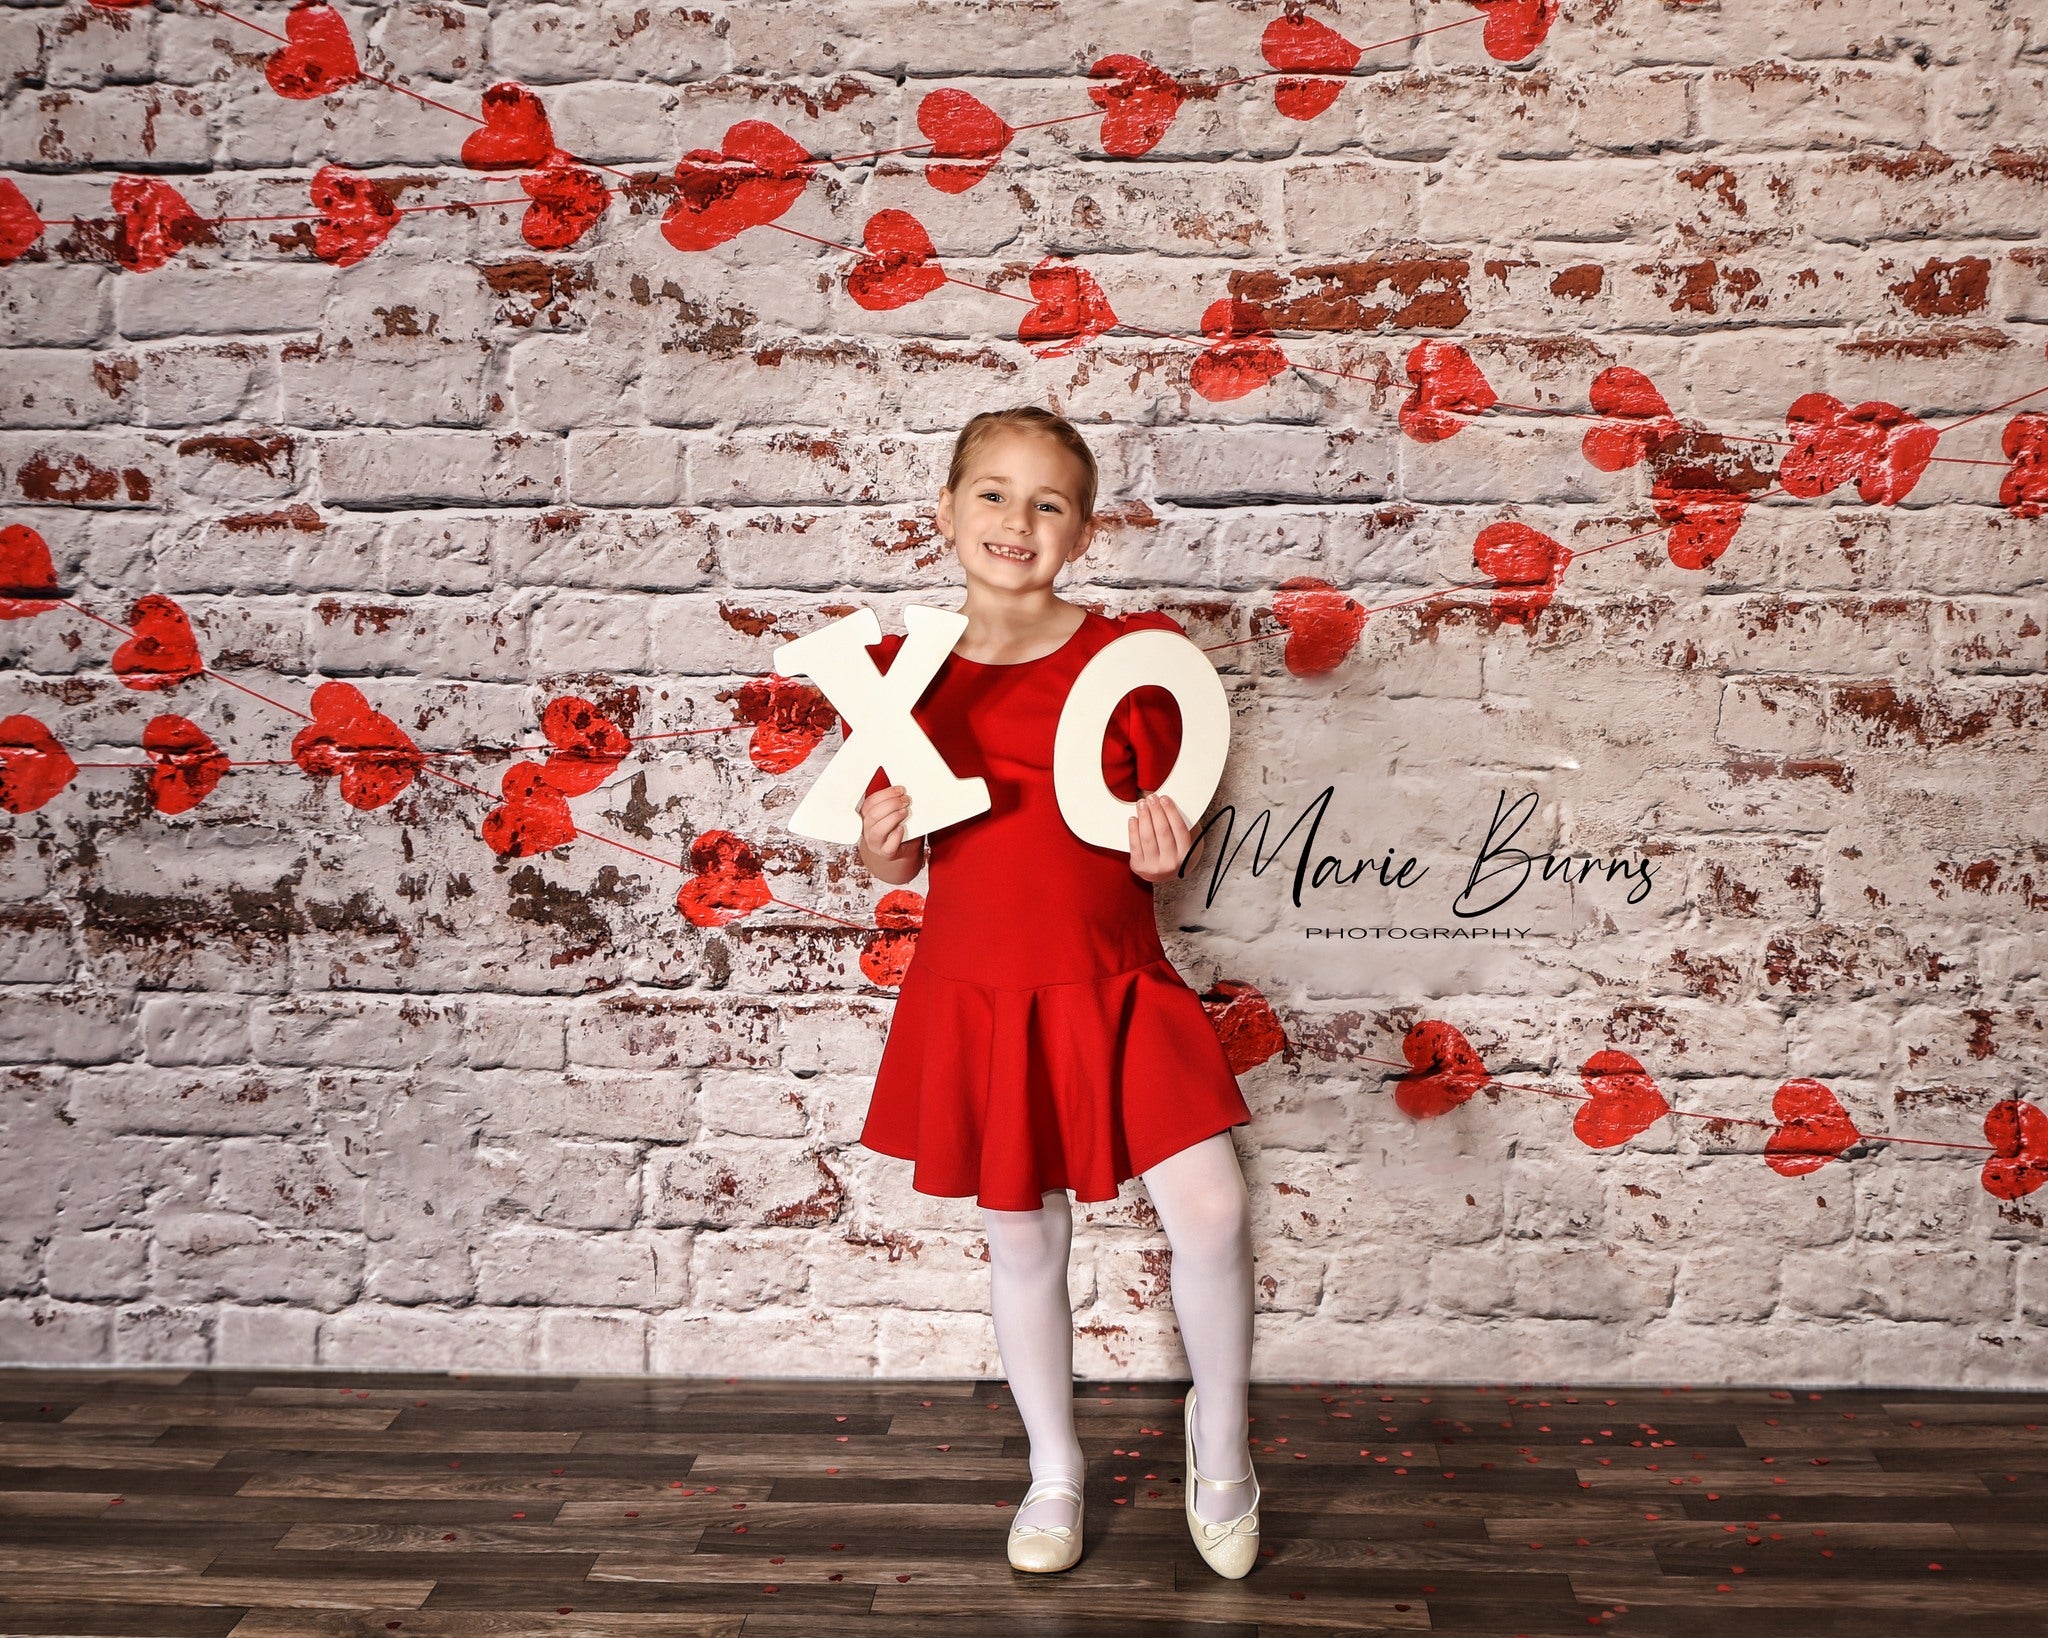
left=675, top=829, right=771, bottom=926
left=1394, top=1019, right=1491, bottom=1121
left=1089, top=54, right=1186, bottom=158
left=1981, top=1098, right=2048, bottom=1201
left=1472, top=521, right=1571, bottom=624
left=519, top=159, right=609, bottom=251
left=1200, top=978, right=1287, bottom=1075
left=1270, top=577, right=1367, bottom=675
left=734, top=673, right=837, bottom=775
left=1017, top=257, right=1118, bottom=358
left=858, top=888, right=923, bottom=987
left=463, top=81, right=557, bottom=172
left=1582, top=366, right=1680, bottom=472
left=291, top=680, right=425, bottom=810
left=2001, top=411, right=2048, bottom=520
left=0, top=178, right=45, bottom=265
left=846, top=209, right=947, bottom=311
left=916, top=88, right=1013, bottom=193
left=662, top=120, right=814, bottom=253
left=1470, top=0, right=1561, bottom=62
left=1764, top=1078, right=1861, bottom=1178
left=0, top=524, right=60, bottom=618
left=110, top=176, right=210, bottom=274
left=481, top=761, right=578, bottom=858
left=1575, top=1049, right=1671, bottom=1148
left=538, top=695, right=629, bottom=795
left=1189, top=297, right=1289, bottom=403
left=264, top=2, right=360, bottom=100
left=0, top=715, right=77, bottom=814
left=111, top=594, right=203, bottom=691
left=1400, top=340, right=1498, bottom=442
left=143, top=714, right=230, bottom=815
left=1780, top=392, right=1938, bottom=506
left=309, top=165, right=398, bottom=267
left=1260, top=12, right=1360, bottom=121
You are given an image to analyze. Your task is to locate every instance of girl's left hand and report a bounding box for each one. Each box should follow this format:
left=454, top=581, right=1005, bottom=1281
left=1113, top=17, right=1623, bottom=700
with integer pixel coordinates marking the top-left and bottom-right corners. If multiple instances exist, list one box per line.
left=1128, top=791, right=1192, bottom=883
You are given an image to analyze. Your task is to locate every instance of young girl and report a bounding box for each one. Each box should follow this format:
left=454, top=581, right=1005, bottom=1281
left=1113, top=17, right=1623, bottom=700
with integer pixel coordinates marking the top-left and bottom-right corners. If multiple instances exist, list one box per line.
left=852, top=405, right=1262, bottom=1579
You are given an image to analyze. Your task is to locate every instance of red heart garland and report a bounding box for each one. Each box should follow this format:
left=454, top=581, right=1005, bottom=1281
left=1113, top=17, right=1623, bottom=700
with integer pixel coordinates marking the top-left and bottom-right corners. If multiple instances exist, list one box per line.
left=2002, top=411, right=2048, bottom=520
left=110, top=176, right=209, bottom=274
left=0, top=178, right=45, bottom=265
left=675, top=829, right=771, bottom=927
left=1259, top=12, right=1360, bottom=121
left=0, top=524, right=60, bottom=619
left=111, top=594, right=203, bottom=691
left=1763, top=1078, right=1861, bottom=1177
left=142, top=714, right=230, bottom=815
left=1088, top=54, right=1186, bottom=158
left=1574, top=1049, right=1671, bottom=1148
left=1189, top=297, right=1289, bottom=403
left=0, top=715, right=77, bottom=814
left=1779, top=392, right=1939, bottom=506
left=1581, top=366, right=1680, bottom=472
left=462, top=82, right=556, bottom=172
left=1200, top=978, right=1288, bottom=1076
left=1982, top=1099, right=2048, bottom=1201
left=1399, top=340, right=1498, bottom=442
left=846, top=209, right=947, bottom=312
left=264, top=2, right=360, bottom=100
left=1649, top=440, right=1760, bottom=571
left=481, top=762, right=578, bottom=858
left=309, top=165, right=398, bottom=267
left=1270, top=577, right=1367, bottom=676
left=538, top=695, right=629, bottom=795
left=858, top=888, right=924, bottom=988
left=916, top=88, right=1013, bottom=193
left=662, top=120, right=814, bottom=254
left=291, top=680, right=424, bottom=810
left=1472, top=521, right=1571, bottom=624
left=1393, top=1019, right=1491, bottom=1120
left=519, top=160, right=608, bottom=251
left=1017, top=258, right=1118, bottom=358
left=734, top=674, right=837, bottom=775
left=1470, top=0, right=1561, bottom=62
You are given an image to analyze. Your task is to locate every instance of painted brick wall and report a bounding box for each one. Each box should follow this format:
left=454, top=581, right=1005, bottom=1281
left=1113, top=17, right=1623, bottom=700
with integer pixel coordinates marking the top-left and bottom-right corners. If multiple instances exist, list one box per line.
left=1, top=0, right=2045, bottom=1383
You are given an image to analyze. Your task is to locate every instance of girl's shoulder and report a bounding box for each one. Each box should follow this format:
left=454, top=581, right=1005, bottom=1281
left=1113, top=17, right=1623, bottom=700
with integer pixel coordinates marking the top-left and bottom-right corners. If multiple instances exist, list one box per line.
left=1106, top=607, right=1189, bottom=638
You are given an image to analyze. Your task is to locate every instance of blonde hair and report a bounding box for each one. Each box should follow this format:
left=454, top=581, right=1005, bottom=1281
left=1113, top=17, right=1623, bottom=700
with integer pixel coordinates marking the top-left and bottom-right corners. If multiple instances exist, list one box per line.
left=944, top=405, right=1099, bottom=522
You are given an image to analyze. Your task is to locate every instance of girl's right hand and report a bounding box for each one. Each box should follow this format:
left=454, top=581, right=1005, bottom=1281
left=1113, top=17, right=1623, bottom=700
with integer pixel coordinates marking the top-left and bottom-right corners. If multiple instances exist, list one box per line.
left=858, top=784, right=923, bottom=875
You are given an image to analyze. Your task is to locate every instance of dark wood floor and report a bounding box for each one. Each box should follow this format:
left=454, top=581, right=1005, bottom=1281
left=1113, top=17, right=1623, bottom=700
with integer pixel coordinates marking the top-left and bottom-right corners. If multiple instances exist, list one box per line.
left=0, top=1369, right=2043, bottom=1636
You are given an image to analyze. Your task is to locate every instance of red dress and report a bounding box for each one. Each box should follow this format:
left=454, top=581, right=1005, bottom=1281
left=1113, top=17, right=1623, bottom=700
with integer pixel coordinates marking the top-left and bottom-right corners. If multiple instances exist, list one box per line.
left=857, top=605, right=1253, bottom=1211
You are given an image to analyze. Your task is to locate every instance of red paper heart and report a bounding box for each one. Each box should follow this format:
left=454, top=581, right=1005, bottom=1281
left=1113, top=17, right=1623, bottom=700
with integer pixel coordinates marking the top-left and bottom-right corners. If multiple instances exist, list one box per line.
left=1764, top=1078, right=1861, bottom=1178
left=2002, top=411, right=2048, bottom=520
left=858, top=888, right=924, bottom=987
left=110, top=176, right=209, bottom=274
left=1017, top=258, right=1118, bottom=358
left=1982, top=1098, right=2048, bottom=1202
left=142, top=714, right=230, bottom=815
left=1470, top=0, right=1561, bottom=62
left=538, top=695, right=629, bottom=795
left=0, top=715, right=77, bottom=814
left=916, top=88, right=1013, bottom=193
left=662, top=120, right=813, bottom=254
left=309, top=165, right=397, bottom=267
left=1260, top=12, right=1360, bottom=121
left=1648, top=437, right=1765, bottom=570
left=846, top=209, right=946, bottom=311
left=1581, top=366, right=1679, bottom=472
left=1189, top=297, right=1289, bottom=403
left=1780, top=392, right=1938, bottom=506
left=0, top=178, right=45, bottom=265
left=0, top=524, right=60, bottom=619
left=519, top=160, right=608, bottom=250
left=1400, top=340, right=1498, bottom=442
left=1270, top=577, right=1367, bottom=676
left=481, top=762, right=578, bottom=858
left=1574, top=1049, right=1670, bottom=1148
left=1089, top=54, right=1186, bottom=158
left=675, top=829, right=771, bottom=927
left=1394, top=1020, right=1491, bottom=1120
left=264, top=2, right=359, bottom=100
left=291, top=680, right=424, bottom=810
left=1200, top=978, right=1288, bottom=1075
left=734, top=674, right=837, bottom=775
left=463, top=81, right=556, bottom=172
left=111, top=594, right=203, bottom=691
left=1472, top=521, right=1571, bottom=624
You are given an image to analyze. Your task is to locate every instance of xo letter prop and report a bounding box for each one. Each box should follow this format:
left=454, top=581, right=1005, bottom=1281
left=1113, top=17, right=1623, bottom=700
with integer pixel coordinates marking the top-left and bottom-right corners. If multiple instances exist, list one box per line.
left=775, top=604, right=1231, bottom=854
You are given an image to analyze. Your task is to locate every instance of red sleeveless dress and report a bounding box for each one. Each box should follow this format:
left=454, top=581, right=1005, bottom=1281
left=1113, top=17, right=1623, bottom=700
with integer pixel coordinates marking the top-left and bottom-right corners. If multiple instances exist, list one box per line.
left=857, top=606, right=1253, bottom=1211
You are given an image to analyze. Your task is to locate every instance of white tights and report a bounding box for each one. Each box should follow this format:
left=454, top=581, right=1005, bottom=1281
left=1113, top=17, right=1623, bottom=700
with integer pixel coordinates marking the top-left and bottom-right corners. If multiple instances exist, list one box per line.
left=981, top=1130, right=1255, bottom=1533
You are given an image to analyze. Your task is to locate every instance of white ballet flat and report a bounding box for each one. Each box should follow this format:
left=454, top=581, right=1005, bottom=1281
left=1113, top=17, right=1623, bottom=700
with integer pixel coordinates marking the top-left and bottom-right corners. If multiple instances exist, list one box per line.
left=1183, top=1383, right=1260, bottom=1579
left=1006, top=1472, right=1084, bottom=1573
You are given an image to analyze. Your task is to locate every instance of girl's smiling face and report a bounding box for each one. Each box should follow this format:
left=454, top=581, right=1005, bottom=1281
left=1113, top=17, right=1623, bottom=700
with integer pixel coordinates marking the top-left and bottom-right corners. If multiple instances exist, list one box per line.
left=937, top=428, right=1096, bottom=593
